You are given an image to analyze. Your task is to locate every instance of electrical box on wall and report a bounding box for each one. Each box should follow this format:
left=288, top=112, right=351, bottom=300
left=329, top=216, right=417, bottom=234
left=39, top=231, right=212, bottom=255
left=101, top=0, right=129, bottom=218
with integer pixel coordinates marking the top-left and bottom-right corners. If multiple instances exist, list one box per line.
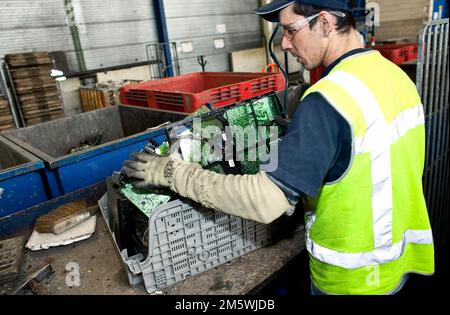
left=180, top=42, right=194, bottom=53
left=213, top=38, right=225, bottom=49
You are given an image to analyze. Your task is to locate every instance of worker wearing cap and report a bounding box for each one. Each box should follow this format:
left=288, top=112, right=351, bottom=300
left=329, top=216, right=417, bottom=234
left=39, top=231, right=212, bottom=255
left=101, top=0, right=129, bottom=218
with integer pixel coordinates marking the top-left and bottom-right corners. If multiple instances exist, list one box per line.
left=122, top=0, right=434, bottom=295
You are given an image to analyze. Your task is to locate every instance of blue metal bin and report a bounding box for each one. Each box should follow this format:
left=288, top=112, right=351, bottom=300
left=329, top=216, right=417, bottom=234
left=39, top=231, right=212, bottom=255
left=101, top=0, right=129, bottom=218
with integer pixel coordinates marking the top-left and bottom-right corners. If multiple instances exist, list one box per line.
left=0, top=182, right=105, bottom=239
left=0, top=135, right=49, bottom=217
left=2, top=105, right=186, bottom=198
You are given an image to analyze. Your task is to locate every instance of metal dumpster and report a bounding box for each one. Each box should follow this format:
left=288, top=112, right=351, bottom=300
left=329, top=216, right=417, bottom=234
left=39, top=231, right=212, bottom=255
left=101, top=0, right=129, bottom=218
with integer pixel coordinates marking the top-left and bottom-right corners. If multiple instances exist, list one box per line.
left=0, top=135, right=48, bottom=217
left=2, top=105, right=187, bottom=198
left=0, top=181, right=105, bottom=238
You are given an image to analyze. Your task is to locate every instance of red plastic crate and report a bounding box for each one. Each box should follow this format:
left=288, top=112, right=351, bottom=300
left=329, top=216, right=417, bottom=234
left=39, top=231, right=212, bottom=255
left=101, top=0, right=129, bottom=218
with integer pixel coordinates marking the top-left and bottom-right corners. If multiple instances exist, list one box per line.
left=119, top=72, right=285, bottom=113
left=307, top=44, right=418, bottom=84
left=373, top=43, right=418, bottom=65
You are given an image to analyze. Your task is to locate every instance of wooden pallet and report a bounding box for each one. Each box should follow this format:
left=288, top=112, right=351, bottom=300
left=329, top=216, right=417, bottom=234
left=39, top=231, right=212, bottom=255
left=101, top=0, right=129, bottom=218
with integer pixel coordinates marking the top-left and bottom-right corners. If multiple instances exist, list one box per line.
left=0, top=97, right=9, bottom=106
left=22, top=100, right=63, bottom=113
left=20, top=100, right=62, bottom=112
left=5, top=52, right=53, bottom=68
left=0, top=117, right=15, bottom=131
left=23, top=110, right=62, bottom=119
left=0, top=107, right=12, bottom=116
left=0, top=116, right=14, bottom=125
left=80, top=87, right=109, bottom=112
left=79, top=86, right=120, bottom=112
left=0, top=123, right=15, bottom=132
left=0, top=104, right=9, bottom=113
left=13, top=76, right=56, bottom=87
left=9, top=65, right=53, bottom=79
left=25, top=117, right=51, bottom=125
left=5, top=52, right=65, bottom=126
left=0, top=97, right=16, bottom=131
left=18, top=88, right=59, bottom=104
left=14, top=82, right=58, bottom=93
left=25, top=111, right=64, bottom=126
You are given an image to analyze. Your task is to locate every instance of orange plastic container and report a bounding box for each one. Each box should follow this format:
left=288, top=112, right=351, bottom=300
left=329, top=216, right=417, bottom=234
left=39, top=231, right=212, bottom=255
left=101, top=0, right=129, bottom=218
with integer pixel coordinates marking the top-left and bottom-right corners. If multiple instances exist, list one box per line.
left=119, top=72, right=285, bottom=113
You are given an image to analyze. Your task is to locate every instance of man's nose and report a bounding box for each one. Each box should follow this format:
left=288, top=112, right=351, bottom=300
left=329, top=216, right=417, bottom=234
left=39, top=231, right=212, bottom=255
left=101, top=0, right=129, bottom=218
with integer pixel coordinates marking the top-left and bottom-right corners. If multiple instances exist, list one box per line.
left=281, top=36, right=292, bottom=52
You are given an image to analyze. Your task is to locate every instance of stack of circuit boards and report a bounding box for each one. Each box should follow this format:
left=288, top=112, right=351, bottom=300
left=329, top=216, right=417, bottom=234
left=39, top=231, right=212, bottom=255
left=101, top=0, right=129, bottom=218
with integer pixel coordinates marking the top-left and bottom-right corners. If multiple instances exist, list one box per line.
left=120, top=93, right=286, bottom=219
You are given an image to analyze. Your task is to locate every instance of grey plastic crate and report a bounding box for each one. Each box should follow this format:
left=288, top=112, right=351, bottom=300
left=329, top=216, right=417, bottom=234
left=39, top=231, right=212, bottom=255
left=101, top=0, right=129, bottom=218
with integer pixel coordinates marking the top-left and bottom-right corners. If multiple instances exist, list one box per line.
left=99, top=194, right=299, bottom=293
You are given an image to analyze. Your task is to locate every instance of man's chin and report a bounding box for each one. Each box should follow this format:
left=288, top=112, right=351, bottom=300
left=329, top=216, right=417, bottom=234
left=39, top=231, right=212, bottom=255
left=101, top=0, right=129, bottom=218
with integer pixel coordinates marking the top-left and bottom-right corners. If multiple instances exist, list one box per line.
left=297, top=57, right=311, bottom=69
left=295, top=57, right=319, bottom=71
left=303, top=64, right=316, bottom=71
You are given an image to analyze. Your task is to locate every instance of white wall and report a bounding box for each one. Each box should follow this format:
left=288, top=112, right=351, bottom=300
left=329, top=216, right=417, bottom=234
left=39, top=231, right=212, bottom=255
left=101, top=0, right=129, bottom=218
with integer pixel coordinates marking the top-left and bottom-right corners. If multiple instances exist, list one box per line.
left=375, top=0, right=431, bottom=42
left=96, top=65, right=151, bottom=83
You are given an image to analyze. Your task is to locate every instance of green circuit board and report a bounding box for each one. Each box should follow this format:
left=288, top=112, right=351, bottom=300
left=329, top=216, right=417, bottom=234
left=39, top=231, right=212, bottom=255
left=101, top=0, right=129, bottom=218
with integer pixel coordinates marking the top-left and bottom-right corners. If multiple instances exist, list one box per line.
left=120, top=183, right=172, bottom=217
left=122, top=94, right=284, bottom=217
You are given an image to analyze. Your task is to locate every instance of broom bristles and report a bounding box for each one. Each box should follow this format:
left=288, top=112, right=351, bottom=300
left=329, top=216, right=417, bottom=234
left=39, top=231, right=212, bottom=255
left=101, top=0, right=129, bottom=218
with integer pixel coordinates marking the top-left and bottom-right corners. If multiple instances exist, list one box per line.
left=34, top=200, right=88, bottom=233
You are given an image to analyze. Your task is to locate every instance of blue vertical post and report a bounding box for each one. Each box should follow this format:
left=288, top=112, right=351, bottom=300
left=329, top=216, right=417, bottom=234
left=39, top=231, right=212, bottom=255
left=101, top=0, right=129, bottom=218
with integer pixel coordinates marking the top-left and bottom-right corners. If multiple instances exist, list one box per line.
left=153, top=0, right=174, bottom=77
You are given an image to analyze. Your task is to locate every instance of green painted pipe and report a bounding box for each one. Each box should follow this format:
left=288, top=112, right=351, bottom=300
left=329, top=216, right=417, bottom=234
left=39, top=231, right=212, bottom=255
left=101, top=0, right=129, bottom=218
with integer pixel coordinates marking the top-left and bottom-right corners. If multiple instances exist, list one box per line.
left=64, top=0, right=87, bottom=72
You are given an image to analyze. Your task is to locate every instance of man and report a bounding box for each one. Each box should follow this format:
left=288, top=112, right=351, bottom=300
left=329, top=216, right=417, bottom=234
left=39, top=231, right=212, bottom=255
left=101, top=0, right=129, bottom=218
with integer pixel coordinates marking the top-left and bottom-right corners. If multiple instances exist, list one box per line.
left=122, top=0, right=434, bottom=295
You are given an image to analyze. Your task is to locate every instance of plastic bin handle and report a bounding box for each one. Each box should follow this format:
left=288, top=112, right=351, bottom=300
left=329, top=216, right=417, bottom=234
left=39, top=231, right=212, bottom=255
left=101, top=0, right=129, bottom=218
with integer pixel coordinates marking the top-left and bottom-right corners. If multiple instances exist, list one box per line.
left=263, top=64, right=280, bottom=73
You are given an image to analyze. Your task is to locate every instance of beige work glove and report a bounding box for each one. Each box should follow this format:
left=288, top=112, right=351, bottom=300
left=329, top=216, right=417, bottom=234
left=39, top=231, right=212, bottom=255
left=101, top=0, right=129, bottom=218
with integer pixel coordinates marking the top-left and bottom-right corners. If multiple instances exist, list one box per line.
left=122, top=152, right=294, bottom=224
left=121, top=152, right=180, bottom=188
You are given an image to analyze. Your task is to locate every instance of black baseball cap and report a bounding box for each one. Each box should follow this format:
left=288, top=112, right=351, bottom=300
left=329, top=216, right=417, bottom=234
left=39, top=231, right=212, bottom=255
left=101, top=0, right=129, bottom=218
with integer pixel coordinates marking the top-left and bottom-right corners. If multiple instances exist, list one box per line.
left=255, top=0, right=352, bottom=22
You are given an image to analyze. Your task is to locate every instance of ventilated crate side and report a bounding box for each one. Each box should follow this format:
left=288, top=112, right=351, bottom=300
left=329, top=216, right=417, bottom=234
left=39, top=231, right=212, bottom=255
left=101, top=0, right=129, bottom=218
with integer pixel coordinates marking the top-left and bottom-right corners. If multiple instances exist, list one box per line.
left=119, top=72, right=285, bottom=113
left=123, top=199, right=291, bottom=293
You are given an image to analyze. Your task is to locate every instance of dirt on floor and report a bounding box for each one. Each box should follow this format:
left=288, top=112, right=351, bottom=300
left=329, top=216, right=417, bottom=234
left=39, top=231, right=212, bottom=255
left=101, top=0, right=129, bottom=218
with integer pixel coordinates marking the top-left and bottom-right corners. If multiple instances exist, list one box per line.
left=1, top=216, right=146, bottom=295
left=1, top=212, right=306, bottom=296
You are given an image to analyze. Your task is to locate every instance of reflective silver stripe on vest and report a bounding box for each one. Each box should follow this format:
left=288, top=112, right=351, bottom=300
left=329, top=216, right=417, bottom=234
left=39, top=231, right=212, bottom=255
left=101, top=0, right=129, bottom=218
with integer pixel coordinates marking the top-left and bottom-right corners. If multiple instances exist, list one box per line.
left=306, top=70, right=433, bottom=269
left=306, top=212, right=432, bottom=269
left=355, top=105, right=425, bottom=155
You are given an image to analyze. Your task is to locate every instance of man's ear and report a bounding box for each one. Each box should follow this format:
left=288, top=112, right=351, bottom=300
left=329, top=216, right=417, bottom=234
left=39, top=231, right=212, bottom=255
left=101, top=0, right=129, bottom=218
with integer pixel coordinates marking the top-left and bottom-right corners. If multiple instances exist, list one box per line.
left=320, top=12, right=334, bottom=37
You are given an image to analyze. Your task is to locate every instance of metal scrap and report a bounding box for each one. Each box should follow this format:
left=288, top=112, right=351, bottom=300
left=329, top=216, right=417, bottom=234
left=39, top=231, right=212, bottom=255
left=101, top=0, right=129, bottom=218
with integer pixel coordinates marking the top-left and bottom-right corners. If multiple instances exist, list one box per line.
left=9, top=263, right=54, bottom=295
left=0, top=235, right=26, bottom=285
left=120, top=183, right=171, bottom=218
left=68, top=128, right=104, bottom=154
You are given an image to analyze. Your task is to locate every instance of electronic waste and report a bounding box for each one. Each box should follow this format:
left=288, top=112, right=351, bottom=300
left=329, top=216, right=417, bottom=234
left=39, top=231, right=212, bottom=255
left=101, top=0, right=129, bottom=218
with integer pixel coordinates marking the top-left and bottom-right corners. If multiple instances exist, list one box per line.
left=100, top=93, right=303, bottom=293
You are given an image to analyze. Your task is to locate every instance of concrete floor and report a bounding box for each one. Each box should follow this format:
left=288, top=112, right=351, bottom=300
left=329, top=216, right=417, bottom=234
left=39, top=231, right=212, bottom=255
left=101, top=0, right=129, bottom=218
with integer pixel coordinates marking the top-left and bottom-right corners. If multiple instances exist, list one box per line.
left=2, top=216, right=146, bottom=295
left=2, top=211, right=443, bottom=296
left=1, top=212, right=306, bottom=295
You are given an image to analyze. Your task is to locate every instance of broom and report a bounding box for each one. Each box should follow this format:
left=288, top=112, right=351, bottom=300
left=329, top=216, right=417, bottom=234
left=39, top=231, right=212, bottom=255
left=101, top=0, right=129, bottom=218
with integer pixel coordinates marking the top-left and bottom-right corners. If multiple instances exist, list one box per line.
left=34, top=200, right=99, bottom=235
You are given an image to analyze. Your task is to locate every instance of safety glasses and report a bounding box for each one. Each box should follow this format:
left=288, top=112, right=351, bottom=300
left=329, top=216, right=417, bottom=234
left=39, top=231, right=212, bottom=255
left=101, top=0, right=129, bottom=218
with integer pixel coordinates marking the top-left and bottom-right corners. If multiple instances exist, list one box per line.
left=281, top=11, right=346, bottom=41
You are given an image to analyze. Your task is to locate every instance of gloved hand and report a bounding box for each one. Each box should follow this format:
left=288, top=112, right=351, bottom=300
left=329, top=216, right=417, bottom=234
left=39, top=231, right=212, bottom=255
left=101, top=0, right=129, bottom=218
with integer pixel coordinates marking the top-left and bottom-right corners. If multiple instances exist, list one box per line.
left=170, top=165, right=295, bottom=224
left=122, top=152, right=295, bottom=224
left=121, top=152, right=180, bottom=189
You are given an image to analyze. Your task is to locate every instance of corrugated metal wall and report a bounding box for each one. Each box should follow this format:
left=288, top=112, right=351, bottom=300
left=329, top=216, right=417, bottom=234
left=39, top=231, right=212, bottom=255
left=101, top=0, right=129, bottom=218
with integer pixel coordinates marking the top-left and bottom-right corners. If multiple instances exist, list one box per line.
left=164, top=0, right=263, bottom=73
left=73, top=0, right=158, bottom=71
left=1, top=0, right=262, bottom=74
left=376, top=0, right=430, bottom=42
left=0, top=0, right=73, bottom=64
left=0, top=0, right=158, bottom=73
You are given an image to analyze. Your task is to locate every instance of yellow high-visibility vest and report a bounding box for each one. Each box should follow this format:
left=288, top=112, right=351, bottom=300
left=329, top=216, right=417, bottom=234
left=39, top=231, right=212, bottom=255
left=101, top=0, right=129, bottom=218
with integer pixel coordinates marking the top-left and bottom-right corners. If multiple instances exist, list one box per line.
left=302, top=50, right=434, bottom=295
